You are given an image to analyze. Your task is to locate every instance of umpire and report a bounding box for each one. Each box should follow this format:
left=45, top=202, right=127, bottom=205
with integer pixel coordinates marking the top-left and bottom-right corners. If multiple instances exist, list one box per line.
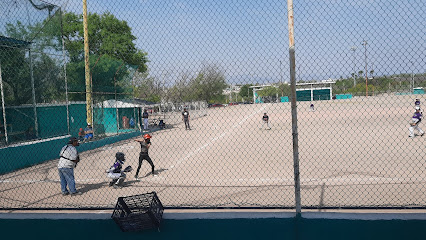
left=58, top=137, right=82, bottom=196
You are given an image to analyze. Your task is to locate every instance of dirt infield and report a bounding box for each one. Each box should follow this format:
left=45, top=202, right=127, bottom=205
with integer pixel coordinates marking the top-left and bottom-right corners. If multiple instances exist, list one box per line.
left=0, top=94, right=425, bottom=209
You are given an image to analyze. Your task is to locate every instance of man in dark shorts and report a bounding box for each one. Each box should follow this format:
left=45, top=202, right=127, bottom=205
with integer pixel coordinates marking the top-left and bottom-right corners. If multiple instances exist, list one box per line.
left=134, top=133, right=155, bottom=180
left=262, top=112, right=271, bottom=130
left=182, top=108, right=191, bottom=130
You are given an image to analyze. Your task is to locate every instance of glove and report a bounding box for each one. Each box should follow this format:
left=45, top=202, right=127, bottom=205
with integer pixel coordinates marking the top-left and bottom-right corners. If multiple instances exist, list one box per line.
left=123, top=166, right=133, bottom=172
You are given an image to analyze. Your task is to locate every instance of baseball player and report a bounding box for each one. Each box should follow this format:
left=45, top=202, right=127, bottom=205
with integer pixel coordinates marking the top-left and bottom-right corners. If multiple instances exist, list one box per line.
left=261, top=113, right=271, bottom=130
left=415, top=98, right=420, bottom=107
left=409, top=106, right=424, bottom=138
left=182, top=108, right=191, bottom=130
left=414, top=98, right=422, bottom=113
left=134, top=134, right=155, bottom=180
left=310, top=103, right=315, bottom=111
left=106, top=152, right=133, bottom=189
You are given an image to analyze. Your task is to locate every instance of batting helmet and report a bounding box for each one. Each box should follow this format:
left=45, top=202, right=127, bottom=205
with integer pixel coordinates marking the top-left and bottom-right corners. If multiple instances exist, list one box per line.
left=143, top=134, right=152, bottom=140
left=116, top=152, right=125, bottom=161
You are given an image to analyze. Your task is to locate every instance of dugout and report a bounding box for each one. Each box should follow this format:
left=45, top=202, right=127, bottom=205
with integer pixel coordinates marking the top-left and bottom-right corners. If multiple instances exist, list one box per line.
left=413, top=87, right=424, bottom=94
left=95, top=99, right=144, bottom=134
left=0, top=100, right=144, bottom=146
left=296, top=81, right=335, bottom=102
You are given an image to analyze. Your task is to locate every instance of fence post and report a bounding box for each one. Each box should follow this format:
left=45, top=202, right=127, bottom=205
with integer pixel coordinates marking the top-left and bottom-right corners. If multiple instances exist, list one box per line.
left=0, top=61, right=8, bottom=144
left=29, top=49, right=39, bottom=138
left=82, top=0, right=92, bottom=126
left=287, top=0, right=301, bottom=217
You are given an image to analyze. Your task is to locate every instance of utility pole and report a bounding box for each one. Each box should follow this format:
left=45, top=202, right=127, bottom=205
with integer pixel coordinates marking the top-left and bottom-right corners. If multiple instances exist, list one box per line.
left=82, top=0, right=92, bottom=125
left=287, top=0, right=301, bottom=217
left=361, top=40, right=368, bottom=97
left=350, top=46, right=356, bottom=87
left=410, top=61, right=414, bottom=93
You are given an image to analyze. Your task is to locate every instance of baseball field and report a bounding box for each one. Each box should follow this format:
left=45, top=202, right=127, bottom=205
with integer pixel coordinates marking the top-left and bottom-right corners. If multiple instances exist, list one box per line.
left=0, top=94, right=424, bottom=209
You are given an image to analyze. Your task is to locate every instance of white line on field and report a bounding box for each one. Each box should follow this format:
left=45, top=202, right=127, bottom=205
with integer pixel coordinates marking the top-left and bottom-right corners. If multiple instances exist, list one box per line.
left=169, top=105, right=267, bottom=170
left=0, top=177, right=419, bottom=185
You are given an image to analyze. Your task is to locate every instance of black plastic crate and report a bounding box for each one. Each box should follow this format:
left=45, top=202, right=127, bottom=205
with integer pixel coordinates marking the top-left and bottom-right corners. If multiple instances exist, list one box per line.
left=111, top=192, right=164, bottom=232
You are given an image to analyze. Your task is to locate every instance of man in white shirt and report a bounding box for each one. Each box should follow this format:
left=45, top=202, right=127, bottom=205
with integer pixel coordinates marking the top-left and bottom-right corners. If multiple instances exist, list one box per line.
left=58, top=137, right=82, bottom=196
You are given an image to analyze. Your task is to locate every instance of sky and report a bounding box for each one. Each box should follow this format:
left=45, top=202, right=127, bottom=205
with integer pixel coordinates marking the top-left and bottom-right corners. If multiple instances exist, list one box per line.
left=2, top=0, right=424, bottom=86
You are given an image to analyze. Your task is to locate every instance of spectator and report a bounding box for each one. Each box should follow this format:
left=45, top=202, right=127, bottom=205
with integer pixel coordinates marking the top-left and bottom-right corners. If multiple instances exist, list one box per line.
left=122, top=116, right=129, bottom=128
left=25, top=126, right=37, bottom=140
left=84, top=124, right=94, bottom=141
left=78, top=128, right=85, bottom=142
left=58, top=137, right=82, bottom=196
left=142, top=109, right=149, bottom=131
left=129, top=117, right=135, bottom=128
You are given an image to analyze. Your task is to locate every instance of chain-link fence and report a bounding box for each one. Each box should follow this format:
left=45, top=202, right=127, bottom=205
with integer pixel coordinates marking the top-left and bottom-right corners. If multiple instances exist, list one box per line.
left=0, top=0, right=424, bottom=210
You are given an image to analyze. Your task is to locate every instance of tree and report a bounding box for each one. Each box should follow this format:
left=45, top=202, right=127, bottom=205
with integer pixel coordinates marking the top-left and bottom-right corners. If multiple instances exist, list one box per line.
left=133, top=71, right=162, bottom=103
left=257, top=86, right=278, bottom=102
left=188, top=64, right=227, bottom=103
left=61, top=12, right=148, bottom=70
left=166, top=72, right=191, bottom=103
left=239, top=84, right=253, bottom=99
left=1, top=17, right=65, bottom=105
left=277, top=83, right=291, bottom=97
left=57, top=12, right=149, bottom=100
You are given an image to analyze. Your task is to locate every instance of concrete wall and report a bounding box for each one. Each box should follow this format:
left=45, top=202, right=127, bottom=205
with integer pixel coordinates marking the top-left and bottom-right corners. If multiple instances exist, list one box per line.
left=0, top=131, right=141, bottom=175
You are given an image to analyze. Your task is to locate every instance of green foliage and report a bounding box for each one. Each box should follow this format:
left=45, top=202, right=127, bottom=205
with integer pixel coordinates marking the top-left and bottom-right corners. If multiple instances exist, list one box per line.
left=165, top=64, right=227, bottom=103
left=239, top=84, right=253, bottom=99
left=67, top=55, right=137, bottom=101
left=60, top=11, right=148, bottom=101
left=277, top=83, right=291, bottom=97
left=61, top=11, right=148, bottom=71
left=1, top=15, right=65, bottom=105
left=257, top=86, right=278, bottom=97
left=133, top=71, right=162, bottom=103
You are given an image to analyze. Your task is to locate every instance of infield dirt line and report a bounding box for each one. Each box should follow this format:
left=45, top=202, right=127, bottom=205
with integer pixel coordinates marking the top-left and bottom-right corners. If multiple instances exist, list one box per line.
left=170, top=105, right=268, bottom=170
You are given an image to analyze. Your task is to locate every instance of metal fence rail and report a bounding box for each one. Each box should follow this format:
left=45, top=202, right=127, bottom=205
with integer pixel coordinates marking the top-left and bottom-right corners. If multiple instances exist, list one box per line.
left=0, top=0, right=424, bottom=210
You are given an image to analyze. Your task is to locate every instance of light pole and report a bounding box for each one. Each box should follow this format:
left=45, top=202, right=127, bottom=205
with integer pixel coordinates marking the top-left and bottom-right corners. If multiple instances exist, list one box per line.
left=410, top=61, right=414, bottom=93
left=361, top=40, right=368, bottom=97
left=350, top=46, right=356, bottom=87
left=280, top=60, right=283, bottom=96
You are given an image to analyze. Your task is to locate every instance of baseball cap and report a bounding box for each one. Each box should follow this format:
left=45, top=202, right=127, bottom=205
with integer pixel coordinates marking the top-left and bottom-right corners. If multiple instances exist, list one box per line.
left=68, top=137, right=78, bottom=144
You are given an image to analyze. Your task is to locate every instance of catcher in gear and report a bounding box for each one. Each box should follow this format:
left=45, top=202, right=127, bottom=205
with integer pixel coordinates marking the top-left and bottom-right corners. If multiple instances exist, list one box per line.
left=106, top=152, right=133, bottom=188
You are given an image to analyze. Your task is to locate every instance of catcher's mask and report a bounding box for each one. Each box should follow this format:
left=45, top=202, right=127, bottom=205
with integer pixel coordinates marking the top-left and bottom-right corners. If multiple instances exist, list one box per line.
left=116, top=152, right=125, bottom=162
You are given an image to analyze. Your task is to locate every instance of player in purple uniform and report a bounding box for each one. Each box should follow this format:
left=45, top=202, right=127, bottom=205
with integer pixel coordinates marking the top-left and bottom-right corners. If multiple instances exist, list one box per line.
left=409, top=106, right=424, bottom=138
left=106, top=152, right=132, bottom=189
left=415, top=98, right=420, bottom=107
left=414, top=99, right=422, bottom=113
